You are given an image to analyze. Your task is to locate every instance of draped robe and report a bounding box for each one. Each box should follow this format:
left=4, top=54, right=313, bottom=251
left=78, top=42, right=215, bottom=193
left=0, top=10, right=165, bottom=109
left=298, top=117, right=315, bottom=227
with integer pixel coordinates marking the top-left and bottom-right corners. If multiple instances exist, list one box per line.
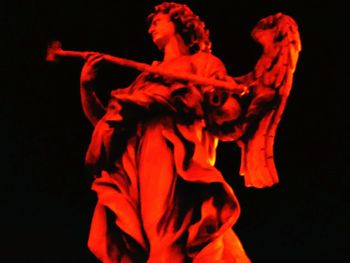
left=84, top=52, right=251, bottom=262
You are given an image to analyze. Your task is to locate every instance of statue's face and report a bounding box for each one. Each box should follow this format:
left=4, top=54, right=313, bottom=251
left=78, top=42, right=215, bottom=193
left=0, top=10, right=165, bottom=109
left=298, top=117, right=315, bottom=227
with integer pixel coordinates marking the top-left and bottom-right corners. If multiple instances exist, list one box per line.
left=148, top=13, right=176, bottom=50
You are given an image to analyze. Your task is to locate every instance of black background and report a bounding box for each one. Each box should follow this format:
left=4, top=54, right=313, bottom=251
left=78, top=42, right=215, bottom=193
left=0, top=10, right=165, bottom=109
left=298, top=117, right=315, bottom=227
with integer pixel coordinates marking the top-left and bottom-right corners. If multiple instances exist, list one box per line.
left=4, top=0, right=348, bottom=262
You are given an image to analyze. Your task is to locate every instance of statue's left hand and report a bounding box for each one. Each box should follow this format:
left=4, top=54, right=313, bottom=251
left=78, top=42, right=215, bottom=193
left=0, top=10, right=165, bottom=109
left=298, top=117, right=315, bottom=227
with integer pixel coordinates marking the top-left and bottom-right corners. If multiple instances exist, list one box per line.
left=80, top=52, right=104, bottom=89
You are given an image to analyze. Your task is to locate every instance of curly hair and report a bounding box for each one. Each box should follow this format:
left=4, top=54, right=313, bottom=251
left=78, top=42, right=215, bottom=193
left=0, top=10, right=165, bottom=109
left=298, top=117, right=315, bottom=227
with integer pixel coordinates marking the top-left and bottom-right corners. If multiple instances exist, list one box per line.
left=147, top=2, right=212, bottom=54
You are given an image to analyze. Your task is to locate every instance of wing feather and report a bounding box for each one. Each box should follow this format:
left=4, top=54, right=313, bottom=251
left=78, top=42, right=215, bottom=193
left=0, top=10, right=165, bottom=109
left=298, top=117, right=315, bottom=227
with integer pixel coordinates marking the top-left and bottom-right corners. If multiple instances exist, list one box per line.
left=234, top=13, right=301, bottom=188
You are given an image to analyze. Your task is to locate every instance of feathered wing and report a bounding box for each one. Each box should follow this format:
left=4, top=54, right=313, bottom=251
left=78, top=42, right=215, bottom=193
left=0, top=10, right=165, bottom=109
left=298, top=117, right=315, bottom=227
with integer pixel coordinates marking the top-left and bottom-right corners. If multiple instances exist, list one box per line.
left=233, top=13, right=302, bottom=188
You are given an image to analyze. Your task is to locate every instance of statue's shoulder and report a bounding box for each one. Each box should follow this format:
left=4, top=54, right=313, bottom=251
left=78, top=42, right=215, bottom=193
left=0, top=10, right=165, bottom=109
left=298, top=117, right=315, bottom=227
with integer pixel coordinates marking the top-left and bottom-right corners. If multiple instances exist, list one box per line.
left=190, top=51, right=224, bottom=65
left=190, top=51, right=226, bottom=76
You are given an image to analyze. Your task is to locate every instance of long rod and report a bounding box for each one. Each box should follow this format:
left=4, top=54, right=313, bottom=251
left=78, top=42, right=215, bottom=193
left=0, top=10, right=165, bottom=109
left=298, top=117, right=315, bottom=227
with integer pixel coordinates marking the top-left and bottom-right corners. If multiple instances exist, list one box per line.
left=47, top=42, right=248, bottom=95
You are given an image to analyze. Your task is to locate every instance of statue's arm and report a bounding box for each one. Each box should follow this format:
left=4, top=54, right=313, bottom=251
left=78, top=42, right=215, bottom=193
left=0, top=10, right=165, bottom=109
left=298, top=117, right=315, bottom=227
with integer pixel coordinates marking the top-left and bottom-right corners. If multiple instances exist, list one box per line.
left=80, top=53, right=106, bottom=126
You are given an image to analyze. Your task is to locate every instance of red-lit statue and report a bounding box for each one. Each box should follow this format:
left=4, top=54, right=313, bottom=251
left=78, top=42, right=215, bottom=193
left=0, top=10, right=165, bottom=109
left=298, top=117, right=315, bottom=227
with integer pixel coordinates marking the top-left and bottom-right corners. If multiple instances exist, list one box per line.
left=63, top=2, right=301, bottom=262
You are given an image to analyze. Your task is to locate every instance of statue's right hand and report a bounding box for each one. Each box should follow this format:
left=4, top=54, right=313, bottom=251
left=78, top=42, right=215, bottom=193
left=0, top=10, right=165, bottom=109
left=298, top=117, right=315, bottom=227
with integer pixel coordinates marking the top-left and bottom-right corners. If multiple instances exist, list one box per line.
left=80, top=52, right=104, bottom=88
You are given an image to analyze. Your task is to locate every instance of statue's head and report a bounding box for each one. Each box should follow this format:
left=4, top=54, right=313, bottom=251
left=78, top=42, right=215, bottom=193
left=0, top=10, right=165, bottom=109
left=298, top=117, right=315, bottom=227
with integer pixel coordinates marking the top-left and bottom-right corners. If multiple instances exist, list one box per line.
left=147, top=2, right=212, bottom=54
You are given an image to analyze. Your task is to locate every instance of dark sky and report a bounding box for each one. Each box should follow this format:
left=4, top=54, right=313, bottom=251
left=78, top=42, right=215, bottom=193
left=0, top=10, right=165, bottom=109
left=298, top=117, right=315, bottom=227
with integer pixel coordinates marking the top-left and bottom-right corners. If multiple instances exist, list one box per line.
left=4, top=0, right=348, bottom=262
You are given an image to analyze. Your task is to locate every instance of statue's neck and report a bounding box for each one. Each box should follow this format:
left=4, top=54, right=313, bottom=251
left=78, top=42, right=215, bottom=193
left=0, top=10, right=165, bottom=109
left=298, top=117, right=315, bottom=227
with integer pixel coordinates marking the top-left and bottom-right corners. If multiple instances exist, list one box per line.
left=163, top=34, right=190, bottom=62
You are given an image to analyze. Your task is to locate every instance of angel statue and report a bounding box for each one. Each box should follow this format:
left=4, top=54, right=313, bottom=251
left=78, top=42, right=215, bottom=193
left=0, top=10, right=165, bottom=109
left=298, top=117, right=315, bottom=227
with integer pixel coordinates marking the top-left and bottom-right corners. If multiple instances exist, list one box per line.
left=54, top=1, right=301, bottom=262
